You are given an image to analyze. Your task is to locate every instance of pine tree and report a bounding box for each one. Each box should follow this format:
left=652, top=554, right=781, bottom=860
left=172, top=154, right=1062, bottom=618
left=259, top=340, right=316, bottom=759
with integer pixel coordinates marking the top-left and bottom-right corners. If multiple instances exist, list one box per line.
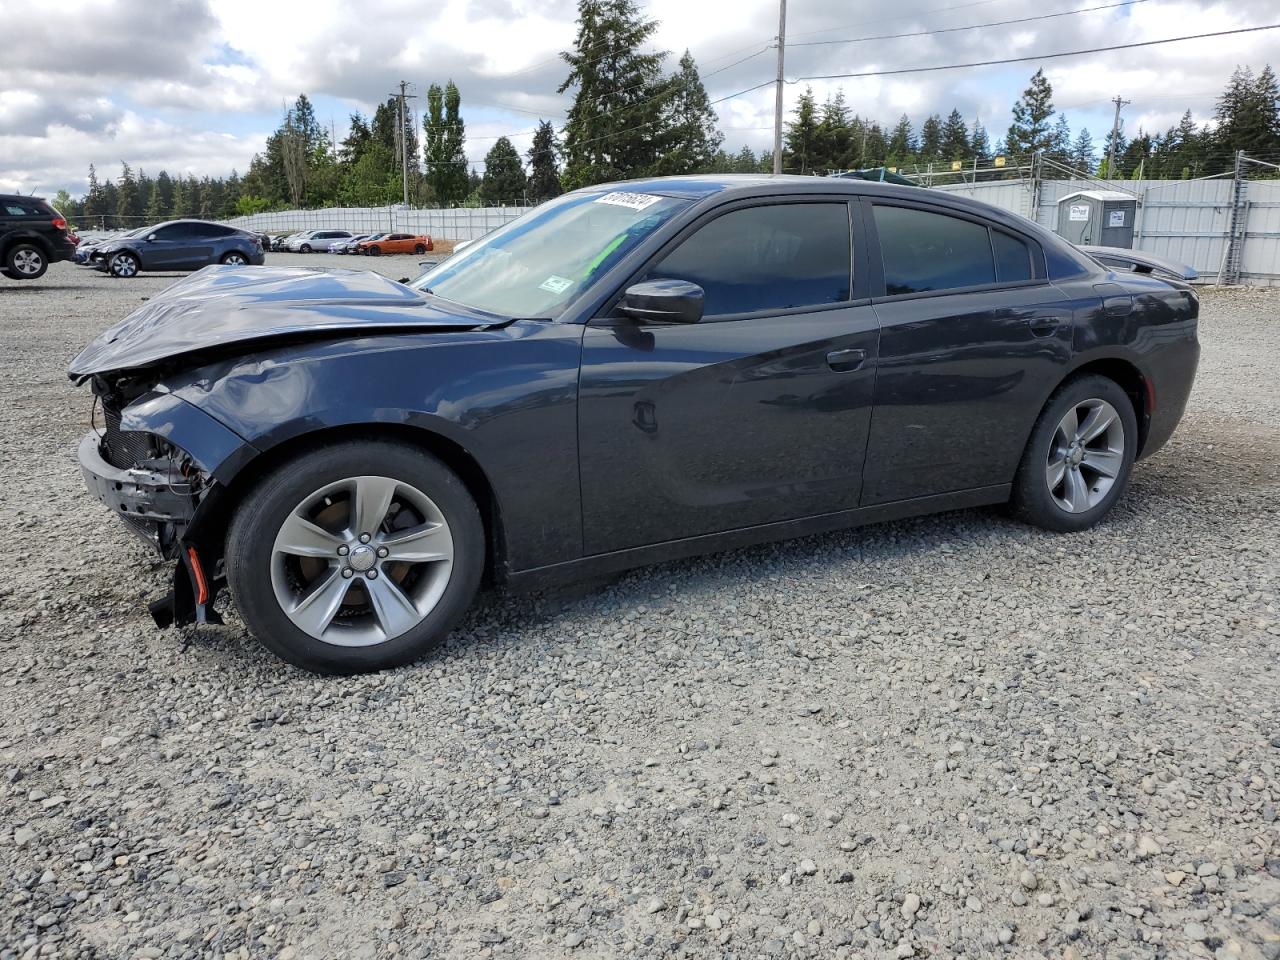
left=653, top=50, right=722, bottom=175
left=146, top=171, right=174, bottom=221
left=863, top=123, right=888, bottom=166
left=1070, top=128, right=1096, bottom=172
left=424, top=81, right=468, bottom=205
left=1006, top=68, right=1057, bottom=157
left=480, top=137, right=527, bottom=204
left=559, top=0, right=668, bottom=187
left=940, top=109, right=970, bottom=160
left=969, top=121, right=992, bottom=164
left=116, top=163, right=141, bottom=222
left=1214, top=64, right=1280, bottom=160
left=733, top=145, right=757, bottom=173
left=341, top=112, right=373, bottom=166
left=82, top=164, right=104, bottom=225
left=814, top=92, right=852, bottom=171
left=784, top=88, right=819, bottom=173
left=527, top=121, right=563, bottom=201
left=887, top=115, right=915, bottom=164
left=918, top=114, right=943, bottom=163
left=1049, top=114, right=1072, bottom=165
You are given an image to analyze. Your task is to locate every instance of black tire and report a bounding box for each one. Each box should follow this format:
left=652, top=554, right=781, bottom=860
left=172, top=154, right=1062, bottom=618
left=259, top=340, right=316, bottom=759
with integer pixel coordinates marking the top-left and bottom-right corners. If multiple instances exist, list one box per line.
left=107, top=251, right=140, bottom=278
left=220, top=251, right=248, bottom=266
left=225, top=440, right=484, bottom=673
left=300, top=243, right=313, bottom=253
left=367, top=245, right=381, bottom=256
left=6, top=243, right=48, bottom=280
left=414, top=244, right=426, bottom=255
left=1010, top=374, right=1138, bottom=532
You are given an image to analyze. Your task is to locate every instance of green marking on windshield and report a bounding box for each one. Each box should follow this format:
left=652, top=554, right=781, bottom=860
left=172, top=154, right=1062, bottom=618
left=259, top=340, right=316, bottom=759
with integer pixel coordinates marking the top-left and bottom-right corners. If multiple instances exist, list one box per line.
left=584, top=234, right=628, bottom=278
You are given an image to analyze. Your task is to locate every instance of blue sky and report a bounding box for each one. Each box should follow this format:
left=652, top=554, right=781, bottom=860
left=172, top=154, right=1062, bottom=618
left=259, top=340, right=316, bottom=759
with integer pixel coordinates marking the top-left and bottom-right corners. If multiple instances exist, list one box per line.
left=0, top=0, right=1273, bottom=196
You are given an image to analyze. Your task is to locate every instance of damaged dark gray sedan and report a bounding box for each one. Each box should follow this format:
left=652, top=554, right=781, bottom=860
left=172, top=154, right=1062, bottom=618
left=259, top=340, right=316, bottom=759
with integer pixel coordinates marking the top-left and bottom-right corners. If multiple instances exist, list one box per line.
left=70, top=175, right=1199, bottom=673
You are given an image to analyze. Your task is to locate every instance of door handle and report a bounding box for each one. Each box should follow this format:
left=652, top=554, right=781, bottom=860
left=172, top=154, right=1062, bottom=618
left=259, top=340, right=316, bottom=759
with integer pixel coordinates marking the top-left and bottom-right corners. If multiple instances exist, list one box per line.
left=1027, top=317, right=1061, bottom=338
left=826, top=348, right=867, bottom=372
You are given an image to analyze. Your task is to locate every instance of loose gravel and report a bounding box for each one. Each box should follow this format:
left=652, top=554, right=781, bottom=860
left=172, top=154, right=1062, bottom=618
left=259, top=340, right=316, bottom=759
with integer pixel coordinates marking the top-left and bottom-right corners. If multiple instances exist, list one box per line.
left=1, top=260, right=1278, bottom=960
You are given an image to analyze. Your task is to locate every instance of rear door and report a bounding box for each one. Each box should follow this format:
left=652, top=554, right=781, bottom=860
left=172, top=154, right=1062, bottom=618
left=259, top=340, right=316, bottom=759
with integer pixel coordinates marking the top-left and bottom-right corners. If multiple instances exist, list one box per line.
left=860, top=199, right=1075, bottom=504
left=578, top=197, right=881, bottom=554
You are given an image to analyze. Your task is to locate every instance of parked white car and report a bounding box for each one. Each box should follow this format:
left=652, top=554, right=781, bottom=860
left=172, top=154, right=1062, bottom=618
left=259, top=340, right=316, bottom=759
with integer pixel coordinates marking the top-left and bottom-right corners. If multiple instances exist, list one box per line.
left=286, top=230, right=354, bottom=253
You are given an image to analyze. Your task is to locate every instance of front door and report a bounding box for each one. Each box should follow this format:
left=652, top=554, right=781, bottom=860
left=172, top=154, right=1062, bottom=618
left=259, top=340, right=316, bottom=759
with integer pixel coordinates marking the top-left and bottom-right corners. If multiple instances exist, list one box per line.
left=145, top=223, right=209, bottom=269
left=578, top=199, right=880, bottom=555
left=859, top=200, right=1076, bottom=504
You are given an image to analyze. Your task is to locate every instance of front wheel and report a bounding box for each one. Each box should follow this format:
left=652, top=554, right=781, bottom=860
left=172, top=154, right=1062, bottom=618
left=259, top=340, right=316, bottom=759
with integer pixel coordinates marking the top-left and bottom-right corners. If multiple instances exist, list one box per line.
left=225, top=441, right=484, bottom=673
left=300, top=244, right=313, bottom=253
left=367, top=245, right=381, bottom=256
left=1010, top=374, right=1138, bottom=532
left=108, top=251, right=140, bottom=278
left=6, top=243, right=47, bottom=280
left=221, top=251, right=248, bottom=266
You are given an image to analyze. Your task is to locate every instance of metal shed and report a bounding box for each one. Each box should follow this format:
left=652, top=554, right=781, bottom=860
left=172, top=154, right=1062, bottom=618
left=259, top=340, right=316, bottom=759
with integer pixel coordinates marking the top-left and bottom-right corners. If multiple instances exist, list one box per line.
left=1055, top=190, right=1138, bottom=248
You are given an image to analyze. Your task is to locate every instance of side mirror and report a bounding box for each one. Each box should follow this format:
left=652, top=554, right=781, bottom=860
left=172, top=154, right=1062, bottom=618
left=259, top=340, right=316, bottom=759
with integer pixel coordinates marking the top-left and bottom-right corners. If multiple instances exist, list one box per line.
left=619, top=279, right=704, bottom=324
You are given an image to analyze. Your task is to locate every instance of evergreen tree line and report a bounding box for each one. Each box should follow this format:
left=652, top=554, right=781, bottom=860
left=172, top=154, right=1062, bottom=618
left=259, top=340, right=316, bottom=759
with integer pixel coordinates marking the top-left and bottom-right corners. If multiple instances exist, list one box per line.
left=55, top=0, right=1279, bottom=226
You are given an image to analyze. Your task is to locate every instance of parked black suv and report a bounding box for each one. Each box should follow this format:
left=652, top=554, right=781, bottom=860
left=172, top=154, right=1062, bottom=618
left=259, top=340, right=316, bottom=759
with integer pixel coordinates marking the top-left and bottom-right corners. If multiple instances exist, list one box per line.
left=1, top=194, right=77, bottom=281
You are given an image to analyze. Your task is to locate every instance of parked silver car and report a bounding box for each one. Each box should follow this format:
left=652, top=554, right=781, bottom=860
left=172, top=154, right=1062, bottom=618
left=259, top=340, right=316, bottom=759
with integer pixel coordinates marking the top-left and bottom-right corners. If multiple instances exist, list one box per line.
left=328, top=234, right=374, bottom=254
left=286, top=230, right=353, bottom=253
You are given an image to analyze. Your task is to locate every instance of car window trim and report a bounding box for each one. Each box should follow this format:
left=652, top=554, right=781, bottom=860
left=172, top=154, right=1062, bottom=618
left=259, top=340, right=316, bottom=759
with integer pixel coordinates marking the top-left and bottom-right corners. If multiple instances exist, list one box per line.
left=861, top=197, right=1050, bottom=303
left=593, top=194, right=865, bottom=326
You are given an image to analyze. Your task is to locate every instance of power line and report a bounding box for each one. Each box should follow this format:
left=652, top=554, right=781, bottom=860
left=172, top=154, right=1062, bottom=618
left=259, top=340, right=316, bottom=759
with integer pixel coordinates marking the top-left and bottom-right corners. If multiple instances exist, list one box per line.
left=789, top=0, right=1151, bottom=48
left=794, top=23, right=1280, bottom=81
left=787, top=0, right=1009, bottom=41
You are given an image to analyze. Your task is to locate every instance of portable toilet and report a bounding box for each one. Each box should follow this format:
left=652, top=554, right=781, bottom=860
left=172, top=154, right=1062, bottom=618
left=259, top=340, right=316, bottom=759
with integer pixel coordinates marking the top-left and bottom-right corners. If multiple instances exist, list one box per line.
left=1055, top=190, right=1138, bottom=248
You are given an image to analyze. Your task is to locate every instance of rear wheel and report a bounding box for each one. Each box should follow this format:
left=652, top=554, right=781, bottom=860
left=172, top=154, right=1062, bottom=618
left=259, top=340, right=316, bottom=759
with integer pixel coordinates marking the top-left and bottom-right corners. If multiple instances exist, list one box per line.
left=225, top=441, right=484, bottom=673
left=6, top=243, right=47, bottom=280
left=108, top=251, right=140, bottom=278
left=221, top=251, right=248, bottom=266
left=1010, top=374, right=1137, bottom=532
left=414, top=244, right=426, bottom=254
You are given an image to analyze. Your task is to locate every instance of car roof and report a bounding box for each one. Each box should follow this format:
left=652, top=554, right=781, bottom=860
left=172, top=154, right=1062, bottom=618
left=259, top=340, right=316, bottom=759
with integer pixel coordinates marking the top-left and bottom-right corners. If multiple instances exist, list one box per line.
left=0, top=193, right=46, bottom=202
left=580, top=174, right=1079, bottom=257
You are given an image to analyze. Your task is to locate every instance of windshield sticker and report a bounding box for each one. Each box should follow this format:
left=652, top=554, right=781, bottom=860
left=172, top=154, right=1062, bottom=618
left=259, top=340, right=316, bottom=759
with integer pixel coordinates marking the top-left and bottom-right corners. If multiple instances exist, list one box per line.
left=594, top=191, right=662, bottom=211
left=539, top=275, right=574, bottom=294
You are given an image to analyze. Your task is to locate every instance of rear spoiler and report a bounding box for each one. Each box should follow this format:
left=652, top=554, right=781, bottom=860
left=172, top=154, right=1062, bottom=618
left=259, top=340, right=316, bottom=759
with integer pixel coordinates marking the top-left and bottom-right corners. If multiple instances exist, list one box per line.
left=1078, top=245, right=1198, bottom=282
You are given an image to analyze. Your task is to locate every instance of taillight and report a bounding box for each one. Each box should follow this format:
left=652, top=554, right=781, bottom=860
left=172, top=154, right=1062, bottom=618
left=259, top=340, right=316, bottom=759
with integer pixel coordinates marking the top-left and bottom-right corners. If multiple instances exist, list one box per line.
left=51, top=217, right=67, bottom=230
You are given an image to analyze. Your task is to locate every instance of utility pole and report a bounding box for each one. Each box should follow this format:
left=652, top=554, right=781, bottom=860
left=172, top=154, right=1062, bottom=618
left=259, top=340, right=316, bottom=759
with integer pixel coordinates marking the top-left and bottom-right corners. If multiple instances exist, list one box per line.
left=389, top=80, right=417, bottom=206
left=1107, top=95, right=1130, bottom=180
left=772, top=0, right=787, bottom=175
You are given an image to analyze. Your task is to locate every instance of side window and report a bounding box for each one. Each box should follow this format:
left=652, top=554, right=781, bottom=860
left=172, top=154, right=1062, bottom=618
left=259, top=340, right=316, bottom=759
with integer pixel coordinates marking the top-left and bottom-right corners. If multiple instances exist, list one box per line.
left=646, top=203, right=851, bottom=317
left=4, top=203, right=27, bottom=216
left=993, top=230, right=1034, bottom=282
left=873, top=205, right=996, bottom=295
left=151, top=224, right=182, bottom=239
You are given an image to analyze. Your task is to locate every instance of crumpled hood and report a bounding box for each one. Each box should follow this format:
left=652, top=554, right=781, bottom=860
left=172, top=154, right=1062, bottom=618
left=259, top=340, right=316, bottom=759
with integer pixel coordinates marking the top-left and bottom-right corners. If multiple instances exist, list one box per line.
left=68, top=265, right=505, bottom=380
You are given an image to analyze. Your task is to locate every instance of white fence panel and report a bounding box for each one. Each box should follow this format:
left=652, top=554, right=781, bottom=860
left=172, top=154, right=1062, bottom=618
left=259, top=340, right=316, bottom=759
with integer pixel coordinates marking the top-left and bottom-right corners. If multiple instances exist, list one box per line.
left=936, top=177, right=1280, bottom=284
left=222, top=205, right=535, bottom=241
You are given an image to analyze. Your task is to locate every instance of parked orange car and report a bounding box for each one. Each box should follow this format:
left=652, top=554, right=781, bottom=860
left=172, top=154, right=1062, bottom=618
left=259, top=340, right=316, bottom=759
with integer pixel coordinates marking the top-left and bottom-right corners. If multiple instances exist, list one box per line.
left=357, top=233, right=432, bottom=256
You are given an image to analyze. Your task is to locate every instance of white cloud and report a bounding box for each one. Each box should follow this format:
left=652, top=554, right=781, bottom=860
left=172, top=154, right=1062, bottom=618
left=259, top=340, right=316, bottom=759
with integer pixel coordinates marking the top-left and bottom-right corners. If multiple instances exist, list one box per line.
left=1, top=0, right=1274, bottom=194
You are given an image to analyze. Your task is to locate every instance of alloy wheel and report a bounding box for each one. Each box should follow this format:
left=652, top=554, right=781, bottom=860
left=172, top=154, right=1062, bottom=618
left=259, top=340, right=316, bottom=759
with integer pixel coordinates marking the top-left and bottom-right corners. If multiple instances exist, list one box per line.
left=1046, top=398, right=1125, bottom=513
left=269, top=475, right=455, bottom=646
left=110, top=253, right=138, bottom=277
left=12, top=248, right=44, bottom=276
left=223, top=252, right=246, bottom=265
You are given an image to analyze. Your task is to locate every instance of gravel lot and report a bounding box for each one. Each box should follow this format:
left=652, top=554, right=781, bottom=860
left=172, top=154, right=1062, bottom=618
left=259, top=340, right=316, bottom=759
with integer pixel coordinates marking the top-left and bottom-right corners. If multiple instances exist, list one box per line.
left=1, top=258, right=1278, bottom=960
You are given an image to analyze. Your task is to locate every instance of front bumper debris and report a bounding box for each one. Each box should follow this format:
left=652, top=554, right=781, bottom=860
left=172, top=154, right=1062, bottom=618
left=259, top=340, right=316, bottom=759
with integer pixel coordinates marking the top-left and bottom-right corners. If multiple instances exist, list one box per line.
left=77, top=431, right=197, bottom=553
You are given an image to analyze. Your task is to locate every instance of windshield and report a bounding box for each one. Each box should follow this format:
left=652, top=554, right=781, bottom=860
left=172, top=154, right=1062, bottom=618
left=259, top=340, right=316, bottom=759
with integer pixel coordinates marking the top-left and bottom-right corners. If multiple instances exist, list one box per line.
left=408, top=190, right=690, bottom=317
